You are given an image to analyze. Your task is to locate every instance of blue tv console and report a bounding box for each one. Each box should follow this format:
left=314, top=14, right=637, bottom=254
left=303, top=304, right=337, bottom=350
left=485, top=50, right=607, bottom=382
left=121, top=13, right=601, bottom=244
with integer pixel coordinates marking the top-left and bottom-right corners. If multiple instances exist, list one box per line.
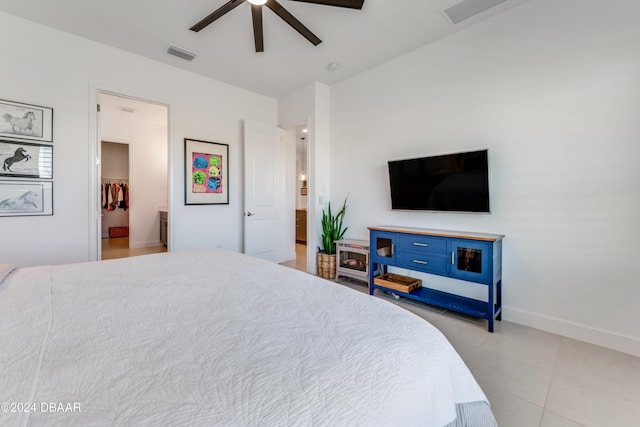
left=368, top=226, right=504, bottom=332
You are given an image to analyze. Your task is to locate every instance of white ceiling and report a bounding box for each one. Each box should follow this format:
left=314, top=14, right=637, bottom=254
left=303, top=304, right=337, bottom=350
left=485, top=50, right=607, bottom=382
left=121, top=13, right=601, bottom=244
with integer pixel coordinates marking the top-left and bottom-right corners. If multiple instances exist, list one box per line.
left=0, top=0, right=530, bottom=98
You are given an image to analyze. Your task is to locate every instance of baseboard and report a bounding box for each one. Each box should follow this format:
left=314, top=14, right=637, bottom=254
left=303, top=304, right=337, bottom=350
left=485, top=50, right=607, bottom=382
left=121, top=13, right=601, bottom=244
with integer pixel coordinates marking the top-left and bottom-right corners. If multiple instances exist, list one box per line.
left=503, top=306, right=640, bottom=358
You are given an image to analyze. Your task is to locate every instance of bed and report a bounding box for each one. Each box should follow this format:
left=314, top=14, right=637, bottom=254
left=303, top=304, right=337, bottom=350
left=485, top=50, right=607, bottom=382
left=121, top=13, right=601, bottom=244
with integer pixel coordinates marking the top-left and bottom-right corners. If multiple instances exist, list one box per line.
left=0, top=249, right=496, bottom=426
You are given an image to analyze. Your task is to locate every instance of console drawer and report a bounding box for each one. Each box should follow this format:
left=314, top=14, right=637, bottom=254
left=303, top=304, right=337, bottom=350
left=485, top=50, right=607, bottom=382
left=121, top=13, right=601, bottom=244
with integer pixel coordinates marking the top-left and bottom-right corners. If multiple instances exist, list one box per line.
left=398, top=234, right=447, bottom=254
left=397, top=252, right=447, bottom=274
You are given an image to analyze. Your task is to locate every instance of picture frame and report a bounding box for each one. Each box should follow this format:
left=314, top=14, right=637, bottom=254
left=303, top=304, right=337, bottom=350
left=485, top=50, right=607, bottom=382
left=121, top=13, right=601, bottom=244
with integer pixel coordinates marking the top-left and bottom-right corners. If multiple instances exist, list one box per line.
left=185, top=138, right=229, bottom=205
left=0, top=99, right=53, bottom=143
left=301, top=187, right=307, bottom=195
left=0, top=140, right=53, bottom=179
left=0, top=180, right=53, bottom=217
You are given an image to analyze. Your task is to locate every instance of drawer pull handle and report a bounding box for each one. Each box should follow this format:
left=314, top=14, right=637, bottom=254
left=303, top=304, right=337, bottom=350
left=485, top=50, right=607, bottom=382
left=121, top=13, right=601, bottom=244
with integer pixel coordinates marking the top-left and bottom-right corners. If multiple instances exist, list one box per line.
left=413, top=242, right=428, bottom=247
left=412, top=259, right=428, bottom=265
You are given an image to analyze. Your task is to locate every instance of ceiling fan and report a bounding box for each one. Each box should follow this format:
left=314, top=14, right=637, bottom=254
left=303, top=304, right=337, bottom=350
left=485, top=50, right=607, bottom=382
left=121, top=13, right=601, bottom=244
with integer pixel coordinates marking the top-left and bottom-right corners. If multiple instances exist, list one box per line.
left=190, top=0, right=365, bottom=52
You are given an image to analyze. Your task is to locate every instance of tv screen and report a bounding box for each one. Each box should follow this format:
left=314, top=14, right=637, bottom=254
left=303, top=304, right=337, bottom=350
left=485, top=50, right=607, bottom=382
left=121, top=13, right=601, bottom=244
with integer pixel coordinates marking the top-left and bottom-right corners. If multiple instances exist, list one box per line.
left=387, top=149, right=490, bottom=213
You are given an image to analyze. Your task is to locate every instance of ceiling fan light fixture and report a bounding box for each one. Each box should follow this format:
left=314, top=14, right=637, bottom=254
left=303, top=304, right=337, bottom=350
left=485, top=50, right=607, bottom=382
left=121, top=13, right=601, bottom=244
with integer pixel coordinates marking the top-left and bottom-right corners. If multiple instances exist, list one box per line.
left=248, top=0, right=267, bottom=5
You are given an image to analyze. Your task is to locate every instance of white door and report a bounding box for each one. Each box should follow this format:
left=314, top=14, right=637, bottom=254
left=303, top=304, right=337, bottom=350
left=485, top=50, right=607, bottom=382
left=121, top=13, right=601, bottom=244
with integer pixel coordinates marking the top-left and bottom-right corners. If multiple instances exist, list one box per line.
left=244, top=120, right=282, bottom=262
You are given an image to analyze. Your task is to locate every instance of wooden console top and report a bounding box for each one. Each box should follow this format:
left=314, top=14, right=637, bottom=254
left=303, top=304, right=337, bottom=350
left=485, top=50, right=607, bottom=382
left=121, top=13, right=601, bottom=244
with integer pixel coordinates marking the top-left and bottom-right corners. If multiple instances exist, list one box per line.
left=367, top=226, right=504, bottom=242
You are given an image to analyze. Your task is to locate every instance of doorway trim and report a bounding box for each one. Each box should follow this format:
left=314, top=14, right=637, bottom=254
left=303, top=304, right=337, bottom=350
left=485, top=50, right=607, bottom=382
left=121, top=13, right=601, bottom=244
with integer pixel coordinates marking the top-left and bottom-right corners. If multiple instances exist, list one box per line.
left=88, top=83, right=173, bottom=261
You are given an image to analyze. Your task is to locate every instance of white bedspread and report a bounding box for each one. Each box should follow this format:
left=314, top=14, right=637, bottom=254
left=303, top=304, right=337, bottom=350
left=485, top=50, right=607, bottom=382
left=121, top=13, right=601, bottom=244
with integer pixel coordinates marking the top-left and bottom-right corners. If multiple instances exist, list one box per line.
left=0, top=250, right=488, bottom=426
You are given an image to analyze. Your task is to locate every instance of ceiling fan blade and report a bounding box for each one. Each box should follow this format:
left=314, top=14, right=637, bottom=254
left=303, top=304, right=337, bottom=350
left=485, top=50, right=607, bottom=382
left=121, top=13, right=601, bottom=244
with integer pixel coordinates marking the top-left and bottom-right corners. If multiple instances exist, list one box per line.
left=251, top=4, right=264, bottom=52
left=266, top=0, right=322, bottom=46
left=190, top=0, right=245, bottom=32
left=288, top=0, right=364, bottom=9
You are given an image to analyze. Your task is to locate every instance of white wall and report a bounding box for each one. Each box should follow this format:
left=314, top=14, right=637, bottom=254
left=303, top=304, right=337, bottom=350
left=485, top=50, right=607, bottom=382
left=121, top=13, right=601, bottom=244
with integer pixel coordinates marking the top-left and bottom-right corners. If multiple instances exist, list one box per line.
left=0, top=11, right=276, bottom=267
left=329, top=0, right=640, bottom=356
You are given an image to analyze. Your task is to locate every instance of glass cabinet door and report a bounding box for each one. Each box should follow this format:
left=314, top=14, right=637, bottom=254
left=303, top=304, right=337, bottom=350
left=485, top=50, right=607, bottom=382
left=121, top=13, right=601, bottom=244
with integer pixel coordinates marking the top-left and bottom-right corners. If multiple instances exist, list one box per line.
left=370, top=231, right=396, bottom=263
left=449, top=240, right=492, bottom=284
left=457, top=247, right=482, bottom=273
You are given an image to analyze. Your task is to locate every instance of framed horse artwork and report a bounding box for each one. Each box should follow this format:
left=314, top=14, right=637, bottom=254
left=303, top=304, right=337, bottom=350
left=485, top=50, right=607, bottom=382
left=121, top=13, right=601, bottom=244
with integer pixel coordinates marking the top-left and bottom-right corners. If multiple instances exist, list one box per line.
left=0, top=180, right=53, bottom=217
left=0, top=140, right=53, bottom=179
left=0, top=99, right=53, bottom=143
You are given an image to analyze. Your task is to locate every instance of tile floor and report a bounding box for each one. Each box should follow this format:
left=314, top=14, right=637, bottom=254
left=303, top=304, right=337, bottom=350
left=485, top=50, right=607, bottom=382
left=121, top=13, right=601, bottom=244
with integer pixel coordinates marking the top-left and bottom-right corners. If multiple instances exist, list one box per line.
left=280, top=250, right=640, bottom=427
left=363, top=287, right=640, bottom=427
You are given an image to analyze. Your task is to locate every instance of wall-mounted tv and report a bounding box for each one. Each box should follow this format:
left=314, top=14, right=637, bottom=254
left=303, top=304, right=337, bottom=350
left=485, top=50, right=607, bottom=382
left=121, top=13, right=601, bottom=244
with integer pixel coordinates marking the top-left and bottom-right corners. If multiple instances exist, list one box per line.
left=387, top=149, right=490, bottom=213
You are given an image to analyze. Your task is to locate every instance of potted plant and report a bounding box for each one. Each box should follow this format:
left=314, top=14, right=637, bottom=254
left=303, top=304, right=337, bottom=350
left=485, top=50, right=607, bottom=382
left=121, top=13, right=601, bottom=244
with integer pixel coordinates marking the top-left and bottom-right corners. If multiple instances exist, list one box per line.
left=317, top=197, right=348, bottom=279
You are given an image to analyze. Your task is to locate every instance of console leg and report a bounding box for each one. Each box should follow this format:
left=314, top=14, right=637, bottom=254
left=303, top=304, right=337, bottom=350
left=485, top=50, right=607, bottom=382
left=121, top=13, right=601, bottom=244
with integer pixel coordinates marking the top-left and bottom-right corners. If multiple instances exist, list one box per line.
left=369, top=262, right=375, bottom=295
left=496, top=279, right=502, bottom=321
left=488, top=280, right=495, bottom=332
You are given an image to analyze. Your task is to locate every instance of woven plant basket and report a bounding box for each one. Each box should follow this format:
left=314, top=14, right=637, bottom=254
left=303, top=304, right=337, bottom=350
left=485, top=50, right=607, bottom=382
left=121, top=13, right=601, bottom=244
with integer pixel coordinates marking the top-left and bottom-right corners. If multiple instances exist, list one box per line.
left=317, top=252, right=336, bottom=279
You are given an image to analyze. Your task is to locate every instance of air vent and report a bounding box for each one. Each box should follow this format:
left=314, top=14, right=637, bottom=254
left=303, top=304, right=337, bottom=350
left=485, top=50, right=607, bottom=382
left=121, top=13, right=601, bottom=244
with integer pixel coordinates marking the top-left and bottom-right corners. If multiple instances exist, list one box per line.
left=166, top=45, right=197, bottom=61
left=444, top=0, right=508, bottom=24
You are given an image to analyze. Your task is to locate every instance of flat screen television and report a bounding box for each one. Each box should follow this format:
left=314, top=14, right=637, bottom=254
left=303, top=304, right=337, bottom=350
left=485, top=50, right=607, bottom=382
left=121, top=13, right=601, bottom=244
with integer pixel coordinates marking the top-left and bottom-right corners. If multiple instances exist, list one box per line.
left=387, top=149, right=490, bottom=213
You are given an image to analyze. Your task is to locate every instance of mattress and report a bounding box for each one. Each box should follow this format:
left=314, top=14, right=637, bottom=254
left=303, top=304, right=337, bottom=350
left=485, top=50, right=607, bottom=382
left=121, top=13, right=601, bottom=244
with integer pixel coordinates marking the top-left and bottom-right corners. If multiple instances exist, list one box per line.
left=0, top=250, right=495, bottom=426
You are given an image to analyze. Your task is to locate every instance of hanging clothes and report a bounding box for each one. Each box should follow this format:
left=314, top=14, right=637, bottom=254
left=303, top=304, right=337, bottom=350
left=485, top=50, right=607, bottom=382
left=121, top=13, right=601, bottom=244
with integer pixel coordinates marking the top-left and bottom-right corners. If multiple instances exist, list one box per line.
left=105, top=183, right=112, bottom=210
left=101, top=181, right=129, bottom=211
left=119, top=183, right=128, bottom=210
left=107, top=184, right=115, bottom=211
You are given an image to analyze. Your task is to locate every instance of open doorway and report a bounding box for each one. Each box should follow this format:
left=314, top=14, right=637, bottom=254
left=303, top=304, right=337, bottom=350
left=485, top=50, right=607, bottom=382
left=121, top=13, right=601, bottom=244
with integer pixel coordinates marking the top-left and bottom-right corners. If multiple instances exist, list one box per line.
left=282, top=122, right=309, bottom=272
left=294, top=124, right=309, bottom=271
left=101, top=141, right=133, bottom=259
left=98, top=92, right=169, bottom=260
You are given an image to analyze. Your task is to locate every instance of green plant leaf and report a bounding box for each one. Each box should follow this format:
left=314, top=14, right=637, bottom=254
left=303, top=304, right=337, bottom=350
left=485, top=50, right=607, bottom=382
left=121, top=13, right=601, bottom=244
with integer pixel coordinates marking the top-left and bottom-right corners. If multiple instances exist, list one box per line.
left=319, top=196, right=348, bottom=255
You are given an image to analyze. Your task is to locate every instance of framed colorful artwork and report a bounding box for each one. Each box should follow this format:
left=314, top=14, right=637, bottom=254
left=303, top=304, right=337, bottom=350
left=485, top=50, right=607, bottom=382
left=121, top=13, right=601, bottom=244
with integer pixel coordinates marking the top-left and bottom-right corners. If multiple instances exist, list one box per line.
left=184, top=138, right=229, bottom=205
left=0, top=99, right=53, bottom=143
